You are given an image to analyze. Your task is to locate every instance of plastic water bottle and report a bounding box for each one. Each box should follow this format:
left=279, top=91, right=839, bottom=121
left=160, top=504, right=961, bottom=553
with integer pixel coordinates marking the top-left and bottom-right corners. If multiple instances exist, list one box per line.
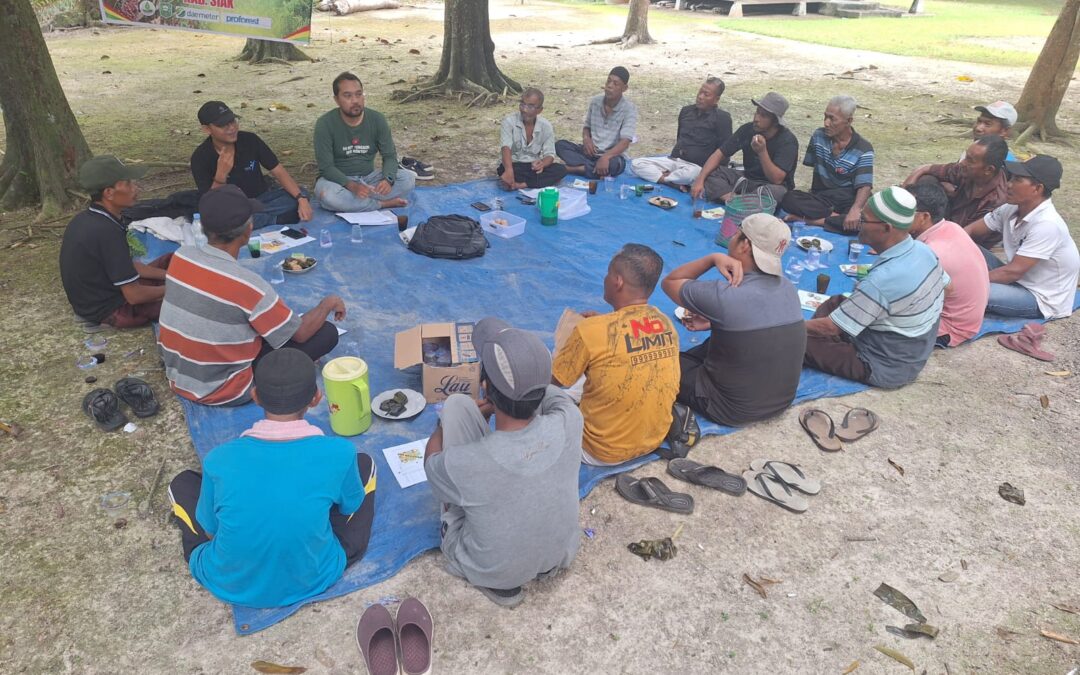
left=192, top=212, right=208, bottom=248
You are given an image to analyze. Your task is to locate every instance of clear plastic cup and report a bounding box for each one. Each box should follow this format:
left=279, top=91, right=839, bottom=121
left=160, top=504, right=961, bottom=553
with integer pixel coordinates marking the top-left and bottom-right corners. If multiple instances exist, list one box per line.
left=269, top=261, right=285, bottom=285
left=604, top=177, right=615, bottom=193
left=620, top=185, right=633, bottom=200
left=791, top=220, right=805, bottom=238
left=351, top=224, right=364, bottom=244
left=320, top=229, right=333, bottom=248
left=785, top=263, right=804, bottom=284
left=849, top=242, right=865, bottom=262
left=806, top=248, right=821, bottom=270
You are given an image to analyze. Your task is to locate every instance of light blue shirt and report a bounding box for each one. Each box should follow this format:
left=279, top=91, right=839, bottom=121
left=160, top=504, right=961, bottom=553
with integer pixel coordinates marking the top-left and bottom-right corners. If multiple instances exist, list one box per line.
left=190, top=435, right=364, bottom=608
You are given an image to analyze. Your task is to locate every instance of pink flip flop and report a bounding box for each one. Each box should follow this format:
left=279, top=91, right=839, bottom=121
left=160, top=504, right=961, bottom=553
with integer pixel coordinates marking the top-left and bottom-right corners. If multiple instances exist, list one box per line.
left=1021, top=322, right=1046, bottom=341
left=998, top=333, right=1055, bottom=362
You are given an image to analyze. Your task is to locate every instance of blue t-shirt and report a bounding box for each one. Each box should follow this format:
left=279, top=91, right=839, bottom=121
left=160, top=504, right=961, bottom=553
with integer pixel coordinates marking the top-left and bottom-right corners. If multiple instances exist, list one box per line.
left=190, top=435, right=364, bottom=608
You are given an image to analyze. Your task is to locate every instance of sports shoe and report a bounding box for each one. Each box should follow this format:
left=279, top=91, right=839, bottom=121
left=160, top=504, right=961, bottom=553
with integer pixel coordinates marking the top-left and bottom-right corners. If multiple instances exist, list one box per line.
left=400, top=157, right=434, bottom=180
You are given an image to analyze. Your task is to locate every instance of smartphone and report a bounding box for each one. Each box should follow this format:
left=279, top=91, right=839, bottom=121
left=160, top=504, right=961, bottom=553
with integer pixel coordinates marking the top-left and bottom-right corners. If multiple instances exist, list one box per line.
left=517, top=196, right=536, bottom=205
left=471, top=201, right=492, bottom=212
left=281, top=227, right=306, bottom=239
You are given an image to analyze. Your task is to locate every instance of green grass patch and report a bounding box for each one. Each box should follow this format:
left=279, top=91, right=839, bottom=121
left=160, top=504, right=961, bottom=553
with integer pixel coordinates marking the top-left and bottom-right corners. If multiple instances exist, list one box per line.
left=713, top=0, right=1059, bottom=67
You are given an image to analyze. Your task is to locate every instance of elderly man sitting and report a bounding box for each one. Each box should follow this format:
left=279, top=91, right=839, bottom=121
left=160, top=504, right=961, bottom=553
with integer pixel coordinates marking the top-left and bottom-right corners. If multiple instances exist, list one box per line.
left=631, top=77, right=732, bottom=189
left=803, top=187, right=948, bottom=388
left=780, top=95, right=874, bottom=233
left=964, top=155, right=1079, bottom=320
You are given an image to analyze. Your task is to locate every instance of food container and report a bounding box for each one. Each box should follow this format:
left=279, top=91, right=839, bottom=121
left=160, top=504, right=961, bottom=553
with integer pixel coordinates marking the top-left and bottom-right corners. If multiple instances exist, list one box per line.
left=480, top=211, right=526, bottom=239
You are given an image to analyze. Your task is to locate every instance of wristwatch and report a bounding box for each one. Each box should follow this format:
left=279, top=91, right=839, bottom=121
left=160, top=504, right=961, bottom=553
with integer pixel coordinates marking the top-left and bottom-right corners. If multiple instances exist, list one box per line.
left=294, top=188, right=310, bottom=201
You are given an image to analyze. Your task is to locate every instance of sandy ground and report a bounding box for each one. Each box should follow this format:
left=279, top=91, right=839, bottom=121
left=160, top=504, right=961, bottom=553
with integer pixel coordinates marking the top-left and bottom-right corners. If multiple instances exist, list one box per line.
left=1, top=1, right=1079, bottom=673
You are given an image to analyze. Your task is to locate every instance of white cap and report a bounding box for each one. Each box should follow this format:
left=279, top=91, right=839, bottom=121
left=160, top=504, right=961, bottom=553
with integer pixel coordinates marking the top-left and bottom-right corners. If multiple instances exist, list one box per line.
left=740, top=213, right=791, bottom=276
left=974, top=101, right=1017, bottom=127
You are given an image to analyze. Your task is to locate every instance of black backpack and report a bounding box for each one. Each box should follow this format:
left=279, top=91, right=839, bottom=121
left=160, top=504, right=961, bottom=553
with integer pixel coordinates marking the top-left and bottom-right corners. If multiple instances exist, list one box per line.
left=408, top=214, right=489, bottom=260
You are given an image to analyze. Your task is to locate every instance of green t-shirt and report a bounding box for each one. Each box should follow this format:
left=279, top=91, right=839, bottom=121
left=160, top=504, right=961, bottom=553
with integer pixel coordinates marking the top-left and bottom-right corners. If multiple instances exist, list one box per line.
left=313, top=108, right=398, bottom=186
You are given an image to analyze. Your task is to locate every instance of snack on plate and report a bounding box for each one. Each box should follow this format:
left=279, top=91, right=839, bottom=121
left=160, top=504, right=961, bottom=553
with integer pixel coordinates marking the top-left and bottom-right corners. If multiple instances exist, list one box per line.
left=282, top=254, right=316, bottom=272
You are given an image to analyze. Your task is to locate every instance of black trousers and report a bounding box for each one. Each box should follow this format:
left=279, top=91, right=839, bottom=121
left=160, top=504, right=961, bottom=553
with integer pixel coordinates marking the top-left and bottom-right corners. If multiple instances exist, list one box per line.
left=168, top=452, right=377, bottom=566
left=497, top=161, right=568, bottom=188
left=781, top=187, right=857, bottom=221
left=254, top=321, right=339, bottom=367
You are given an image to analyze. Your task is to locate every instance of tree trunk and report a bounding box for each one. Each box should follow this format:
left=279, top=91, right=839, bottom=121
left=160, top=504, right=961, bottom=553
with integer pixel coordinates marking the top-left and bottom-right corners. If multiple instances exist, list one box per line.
left=0, top=0, right=92, bottom=219
left=1013, top=0, right=1080, bottom=142
left=238, top=38, right=312, bottom=65
left=621, top=0, right=654, bottom=47
left=397, top=0, right=521, bottom=105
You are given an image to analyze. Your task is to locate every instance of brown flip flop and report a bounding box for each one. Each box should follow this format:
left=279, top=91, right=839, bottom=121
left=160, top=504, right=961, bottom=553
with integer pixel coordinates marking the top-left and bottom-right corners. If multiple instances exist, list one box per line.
left=997, top=333, right=1055, bottom=362
left=356, top=603, right=398, bottom=675
left=835, top=407, right=880, bottom=443
left=397, top=597, right=434, bottom=675
left=798, top=408, right=843, bottom=452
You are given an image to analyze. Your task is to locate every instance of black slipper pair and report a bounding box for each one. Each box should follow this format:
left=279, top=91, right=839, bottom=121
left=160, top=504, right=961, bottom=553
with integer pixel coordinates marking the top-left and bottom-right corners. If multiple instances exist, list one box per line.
left=83, top=377, right=159, bottom=431
left=615, top=459, right=747, bottom=515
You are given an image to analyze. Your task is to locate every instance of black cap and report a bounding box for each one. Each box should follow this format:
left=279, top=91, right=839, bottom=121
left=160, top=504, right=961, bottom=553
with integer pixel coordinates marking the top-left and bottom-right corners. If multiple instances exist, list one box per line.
left=254, top=348, right=318, bottom=415
left=1005, top=155, right=1062, bottom=192
left=197, top=185, right=262, bottom=235
left=609, top=66, right=630, bottom=85
left=197, top=100, right=237, bottom=127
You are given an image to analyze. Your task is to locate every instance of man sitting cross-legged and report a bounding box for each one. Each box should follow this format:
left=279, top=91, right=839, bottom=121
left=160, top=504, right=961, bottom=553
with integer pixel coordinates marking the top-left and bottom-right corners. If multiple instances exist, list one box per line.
left=497, top=87, right=567, bottom=190
left=555, top=66, right=637, bottom=179
left=964, top=155, right=1079, bottom=320
left=167, top=348, right=377, bottom=608
left=780, top=95, right=874, bottom=233
left=690, top=92, right=798, bottom=207
left=662, top=214, right=805, bottom=426
left=314, top=71, right=416, bottom=213
left=907, top=181, right=989, bottom=347
left=631, top=77, right=732, bottom=190
left=424, top=318, right=583, bottom=608
left=803, top=187, right=948, bottom=388
left=552, top=244, right=681, bottom=465
left=159, top=186, right=344, bottom=406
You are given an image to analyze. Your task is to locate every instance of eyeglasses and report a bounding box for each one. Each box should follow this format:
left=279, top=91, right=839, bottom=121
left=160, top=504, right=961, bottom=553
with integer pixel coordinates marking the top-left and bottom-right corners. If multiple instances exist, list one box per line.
left=859, top=216, right=887, bottom=227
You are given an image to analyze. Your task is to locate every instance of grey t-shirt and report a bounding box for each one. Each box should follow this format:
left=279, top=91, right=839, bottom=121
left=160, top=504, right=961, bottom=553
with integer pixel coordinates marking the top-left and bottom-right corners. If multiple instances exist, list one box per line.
left=425, top=386, right=584, bottom=590
left=679, top=272, right=806, bottom=426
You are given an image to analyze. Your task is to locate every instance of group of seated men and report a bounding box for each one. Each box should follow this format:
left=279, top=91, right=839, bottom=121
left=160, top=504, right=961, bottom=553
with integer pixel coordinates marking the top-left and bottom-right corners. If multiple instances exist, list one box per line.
left=56, top=66, right=1079, bottom=609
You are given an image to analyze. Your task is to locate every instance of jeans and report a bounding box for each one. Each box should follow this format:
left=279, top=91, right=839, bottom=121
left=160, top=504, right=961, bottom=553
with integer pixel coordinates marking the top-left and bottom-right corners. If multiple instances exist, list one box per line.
left=315, top=168, right=416, bottom=213
left=251, top=188, right=300, bottom=229
left=980, top=246, right=1044, bottom=318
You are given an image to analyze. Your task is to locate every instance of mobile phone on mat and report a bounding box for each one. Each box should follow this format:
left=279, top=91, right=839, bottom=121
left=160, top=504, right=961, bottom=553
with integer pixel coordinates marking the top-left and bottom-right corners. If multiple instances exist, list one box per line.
left=471, top=201, right=492, bottom=212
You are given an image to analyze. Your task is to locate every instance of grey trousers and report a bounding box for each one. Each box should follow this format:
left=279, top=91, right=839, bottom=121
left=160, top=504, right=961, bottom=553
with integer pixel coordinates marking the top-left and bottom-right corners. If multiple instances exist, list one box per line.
left=436, top=394, right=489, bottom=582
left=703, top=166, right=787, bottom=207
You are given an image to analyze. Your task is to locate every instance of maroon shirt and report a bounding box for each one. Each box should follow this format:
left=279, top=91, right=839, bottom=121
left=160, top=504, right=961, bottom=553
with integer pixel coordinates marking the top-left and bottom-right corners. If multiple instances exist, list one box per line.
left=926, top=162, right=1007, bottom=247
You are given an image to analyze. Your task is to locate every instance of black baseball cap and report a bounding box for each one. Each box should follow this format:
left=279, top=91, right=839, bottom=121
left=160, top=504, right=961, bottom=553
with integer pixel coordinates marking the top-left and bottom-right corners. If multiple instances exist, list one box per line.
left=197, top=100, right=237, bottom=127
left=1004, top=155, right=1062, bottom=192
left=197, top=185, right=262, bottom=235
left=253, top=348, right=318, bottom=414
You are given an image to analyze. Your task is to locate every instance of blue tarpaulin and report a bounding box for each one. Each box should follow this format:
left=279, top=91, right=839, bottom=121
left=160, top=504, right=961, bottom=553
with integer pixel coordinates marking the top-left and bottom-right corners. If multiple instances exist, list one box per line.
left=137, top=174, right=1077, bottom=634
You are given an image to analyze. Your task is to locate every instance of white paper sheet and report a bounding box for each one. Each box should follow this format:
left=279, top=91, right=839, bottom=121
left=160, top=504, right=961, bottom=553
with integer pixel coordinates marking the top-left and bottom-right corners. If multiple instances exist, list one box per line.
left=259, top=228, right=315, bottom=255
left=338, top=210, right=398, bottom=226
left=381, top=438, right=430, bottom=489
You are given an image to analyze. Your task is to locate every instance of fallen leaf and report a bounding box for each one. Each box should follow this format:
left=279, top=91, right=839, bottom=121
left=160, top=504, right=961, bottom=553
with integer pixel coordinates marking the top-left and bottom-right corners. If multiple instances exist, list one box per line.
left=100, top=54, right=110, bottom=59
left=874, top=583, right=927, bottom=623
left=1040, top=629, right=1079, bottom=645
left=280, top=150, right=293, bottom=156
left=960, top=559, right=968, bottom=570
left=1044, top=370, right=1070, bottom=377
left=996, top=626, right=1022, bottom=639
left=874, top=645, right=914, bottom=670
left=842, top=661, right=860, bottom=674
left=886, top=623, right=939, bottom=639
left=1039, top=394, right=1050, bottom=408
left=956, top=75, right=974, bottom=82
left=938, top=571, right=958, bottom=583
left=409, top=48, right=420, bottom=54
left=251, top=661, right=307, bottom=674
left=998, top=483, right=1026, bottom=506
left=888, top=458, right=905, bottom=476
left=268, top=103, right=291, bottom=112
left=742, top=573, right=767, bottom=598
left=1051, top=603, right=1080, bottom=615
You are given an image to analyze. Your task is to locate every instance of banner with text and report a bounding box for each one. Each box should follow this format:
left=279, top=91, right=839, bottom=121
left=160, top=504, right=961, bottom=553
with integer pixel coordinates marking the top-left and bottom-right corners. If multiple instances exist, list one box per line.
left=99, top=0, right=311, bottom=44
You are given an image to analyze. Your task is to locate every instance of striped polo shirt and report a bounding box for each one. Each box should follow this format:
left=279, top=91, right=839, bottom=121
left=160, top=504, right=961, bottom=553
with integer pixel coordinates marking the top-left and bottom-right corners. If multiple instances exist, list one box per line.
left=830, top=237, right=948, bottom=388
left=583, top=94, right=637, bottom=157
left=804, top=128, right=874, bottom=193
left=158, top=245, right=300, bottom=405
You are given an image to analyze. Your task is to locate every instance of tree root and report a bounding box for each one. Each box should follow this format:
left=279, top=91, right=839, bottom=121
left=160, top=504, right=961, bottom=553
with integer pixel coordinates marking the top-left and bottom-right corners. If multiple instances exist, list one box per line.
left=583, top=33, right=654, bottom=49
left=1012, top=121, right=1076, bottom=147
left=395, top=78, right=512, bottom=107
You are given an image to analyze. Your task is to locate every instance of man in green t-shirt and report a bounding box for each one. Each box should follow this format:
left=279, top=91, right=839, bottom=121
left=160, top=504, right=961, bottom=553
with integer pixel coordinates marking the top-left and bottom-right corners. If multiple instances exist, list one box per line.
left=313, top=72, right=416, bottom=212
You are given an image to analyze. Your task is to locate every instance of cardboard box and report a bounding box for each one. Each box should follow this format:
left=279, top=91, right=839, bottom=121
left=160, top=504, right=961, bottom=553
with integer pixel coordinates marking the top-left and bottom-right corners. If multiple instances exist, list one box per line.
left=394, top=322, right=481, bottom=403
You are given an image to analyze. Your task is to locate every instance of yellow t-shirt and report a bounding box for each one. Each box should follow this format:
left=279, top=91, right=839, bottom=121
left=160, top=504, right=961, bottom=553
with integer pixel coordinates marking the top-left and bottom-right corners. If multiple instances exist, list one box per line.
left=552, top=305, right=680, bottom=464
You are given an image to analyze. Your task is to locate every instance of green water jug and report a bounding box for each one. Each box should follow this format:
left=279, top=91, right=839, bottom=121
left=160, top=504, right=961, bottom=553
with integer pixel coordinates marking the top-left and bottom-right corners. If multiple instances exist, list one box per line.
left=322, top=356, right=372, bottom=436
left=538, top=187, right=559, bottom=226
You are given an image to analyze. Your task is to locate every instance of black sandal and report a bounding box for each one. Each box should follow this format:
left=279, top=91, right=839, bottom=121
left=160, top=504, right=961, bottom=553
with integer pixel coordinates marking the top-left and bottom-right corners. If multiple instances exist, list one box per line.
left=114, top=377, right=159, bottom=418
left=83, top=388, right=128, bottom=431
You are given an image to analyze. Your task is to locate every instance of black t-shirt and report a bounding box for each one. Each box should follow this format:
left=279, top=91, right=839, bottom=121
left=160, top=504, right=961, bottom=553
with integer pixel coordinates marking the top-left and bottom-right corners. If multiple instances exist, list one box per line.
left=190, top=131, right=280, bottom=197
left=719, top=122, right=800, bottom=190
left=59, top=206, right=139, bottom=323
left=672, top=104, right=733, bottom=167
